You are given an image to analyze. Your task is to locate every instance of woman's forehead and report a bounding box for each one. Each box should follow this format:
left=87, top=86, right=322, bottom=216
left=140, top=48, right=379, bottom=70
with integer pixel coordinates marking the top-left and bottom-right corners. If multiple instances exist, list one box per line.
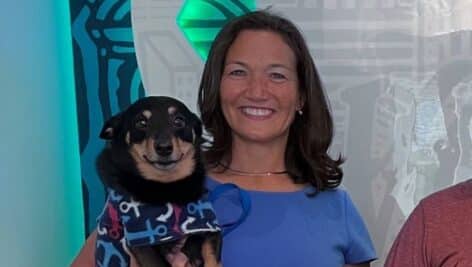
left=225, top=30, right=296, bottom=67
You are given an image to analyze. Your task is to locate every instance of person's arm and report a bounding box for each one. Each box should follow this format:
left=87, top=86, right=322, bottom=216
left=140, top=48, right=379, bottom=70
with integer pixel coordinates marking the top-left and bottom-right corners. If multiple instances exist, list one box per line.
left=70, top=230, right=97, bottom=267
left=384, top=202, right=428, bottom=267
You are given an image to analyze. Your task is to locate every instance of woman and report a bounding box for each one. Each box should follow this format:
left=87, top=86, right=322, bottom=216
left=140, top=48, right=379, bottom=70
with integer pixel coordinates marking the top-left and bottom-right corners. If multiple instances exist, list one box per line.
left=72, top=10, right=376, bottom=267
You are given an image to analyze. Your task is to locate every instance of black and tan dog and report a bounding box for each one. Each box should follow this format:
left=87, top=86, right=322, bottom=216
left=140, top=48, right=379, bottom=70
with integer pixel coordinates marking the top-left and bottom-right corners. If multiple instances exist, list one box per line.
left=94, top=96, right=221, bottom=267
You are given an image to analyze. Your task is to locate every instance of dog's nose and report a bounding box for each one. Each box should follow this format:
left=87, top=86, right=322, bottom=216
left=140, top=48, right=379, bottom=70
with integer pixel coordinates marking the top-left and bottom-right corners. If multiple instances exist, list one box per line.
left=155, top=140, right=173, bottom=157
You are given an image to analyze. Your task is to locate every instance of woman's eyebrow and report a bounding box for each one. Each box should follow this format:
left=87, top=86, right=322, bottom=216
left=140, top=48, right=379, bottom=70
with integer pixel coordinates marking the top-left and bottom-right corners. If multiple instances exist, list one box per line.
left=225, top=61, right=294, bottom=70
left=224, top=61, right=247, bottom=67
left=267, top=63, right=295, bottom=71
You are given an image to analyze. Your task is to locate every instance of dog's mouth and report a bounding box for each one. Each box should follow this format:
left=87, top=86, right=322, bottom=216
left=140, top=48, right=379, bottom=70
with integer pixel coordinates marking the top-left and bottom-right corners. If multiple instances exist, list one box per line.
left=143, top=153, right=184, bottom=170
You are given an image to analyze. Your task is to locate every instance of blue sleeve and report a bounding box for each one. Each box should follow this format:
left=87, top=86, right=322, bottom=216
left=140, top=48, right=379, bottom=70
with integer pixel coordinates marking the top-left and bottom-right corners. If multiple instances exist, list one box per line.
left=343, top=191, right=377, bottom=264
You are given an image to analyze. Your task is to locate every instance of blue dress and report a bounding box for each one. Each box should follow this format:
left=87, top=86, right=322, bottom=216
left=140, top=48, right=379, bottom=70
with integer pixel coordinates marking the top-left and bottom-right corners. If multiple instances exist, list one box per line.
left=206, top=177, right=376, bottom=267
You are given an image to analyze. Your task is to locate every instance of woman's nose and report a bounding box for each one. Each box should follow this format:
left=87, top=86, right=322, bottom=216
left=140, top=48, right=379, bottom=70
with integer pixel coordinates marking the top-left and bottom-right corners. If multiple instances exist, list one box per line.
left=246, top=73, right=267, bottom=99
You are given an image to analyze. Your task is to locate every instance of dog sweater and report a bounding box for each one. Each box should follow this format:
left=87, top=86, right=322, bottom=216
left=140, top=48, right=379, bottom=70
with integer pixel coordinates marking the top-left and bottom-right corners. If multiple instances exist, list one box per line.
left=95, top=189, right=220, bottom=267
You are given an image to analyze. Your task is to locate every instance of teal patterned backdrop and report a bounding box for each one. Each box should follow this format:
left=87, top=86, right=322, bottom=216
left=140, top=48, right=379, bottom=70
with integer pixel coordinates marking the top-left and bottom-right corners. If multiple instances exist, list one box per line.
left=69, top=0, right=254, bottom=235
left=70, top=0, right=145, bottom=234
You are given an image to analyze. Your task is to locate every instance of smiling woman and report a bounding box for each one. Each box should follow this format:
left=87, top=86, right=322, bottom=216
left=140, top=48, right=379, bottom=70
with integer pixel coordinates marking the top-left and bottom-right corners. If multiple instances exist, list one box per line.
left=197, top=10, right=376, bottom=266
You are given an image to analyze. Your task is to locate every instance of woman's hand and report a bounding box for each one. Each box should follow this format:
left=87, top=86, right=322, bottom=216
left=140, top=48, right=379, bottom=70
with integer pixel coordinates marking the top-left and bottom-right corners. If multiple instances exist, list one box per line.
left=166, top=240, right=221, bottom=267
left=201, top=240, right=221, bottom=267
left=70, top=230, right=221, bottom=267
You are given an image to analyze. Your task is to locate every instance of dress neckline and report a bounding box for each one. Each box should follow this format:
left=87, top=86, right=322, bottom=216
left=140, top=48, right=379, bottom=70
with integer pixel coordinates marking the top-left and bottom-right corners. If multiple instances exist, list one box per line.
left=205, top=175, right=312, bottom=195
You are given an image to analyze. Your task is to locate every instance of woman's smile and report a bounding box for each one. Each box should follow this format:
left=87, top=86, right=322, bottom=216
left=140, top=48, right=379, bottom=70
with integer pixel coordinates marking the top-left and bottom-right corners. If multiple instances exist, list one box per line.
left=240, top=106, right=274, bottom=118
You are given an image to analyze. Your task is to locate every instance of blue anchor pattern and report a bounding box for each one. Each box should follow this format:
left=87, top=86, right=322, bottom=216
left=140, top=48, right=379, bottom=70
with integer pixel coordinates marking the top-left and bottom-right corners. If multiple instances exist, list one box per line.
left=95, top=189, right=220, bottom=266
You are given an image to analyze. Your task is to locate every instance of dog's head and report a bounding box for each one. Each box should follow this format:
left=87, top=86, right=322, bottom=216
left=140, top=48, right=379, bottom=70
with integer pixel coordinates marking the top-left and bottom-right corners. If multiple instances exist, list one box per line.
left=99, top=96, right=203, bottom=184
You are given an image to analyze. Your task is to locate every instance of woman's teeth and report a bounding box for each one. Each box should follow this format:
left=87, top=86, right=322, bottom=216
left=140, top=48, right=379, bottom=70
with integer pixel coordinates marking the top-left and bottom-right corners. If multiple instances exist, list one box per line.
left=242, top=107, right=272, bottom=116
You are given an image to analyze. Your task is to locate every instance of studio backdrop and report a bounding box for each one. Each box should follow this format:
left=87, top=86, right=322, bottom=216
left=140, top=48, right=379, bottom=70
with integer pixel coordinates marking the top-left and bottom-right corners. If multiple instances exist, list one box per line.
left=70, top=1, right=472, bottom=265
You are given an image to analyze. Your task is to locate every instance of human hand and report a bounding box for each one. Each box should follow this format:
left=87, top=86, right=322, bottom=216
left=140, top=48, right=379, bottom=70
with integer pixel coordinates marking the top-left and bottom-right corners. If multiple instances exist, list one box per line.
left=201, top=239, right=221, bottom=267
left=165, top=239, right=221, bottom=267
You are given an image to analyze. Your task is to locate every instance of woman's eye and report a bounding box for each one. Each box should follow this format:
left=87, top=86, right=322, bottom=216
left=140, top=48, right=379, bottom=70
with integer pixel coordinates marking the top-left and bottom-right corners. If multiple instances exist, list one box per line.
left=270, top=72, right=287, bottom=82
left=135, top=119, right=148, bottom=129
left=173, top=116, right=185, bottom=128
left=228, top=69, right=246, bottom=77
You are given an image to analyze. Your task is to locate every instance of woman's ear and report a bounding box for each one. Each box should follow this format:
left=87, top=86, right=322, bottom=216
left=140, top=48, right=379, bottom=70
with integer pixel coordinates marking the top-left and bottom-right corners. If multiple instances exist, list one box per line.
left=297, top=96, right=306, bottom=113
left=99, top=113, right=123, bottom=140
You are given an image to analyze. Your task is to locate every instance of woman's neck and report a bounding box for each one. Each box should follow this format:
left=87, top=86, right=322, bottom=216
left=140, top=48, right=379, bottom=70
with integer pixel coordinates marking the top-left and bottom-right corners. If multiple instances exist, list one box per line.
left=228, top=137, right=287, bottom=173
left=209, top=136, right=305, bottom=192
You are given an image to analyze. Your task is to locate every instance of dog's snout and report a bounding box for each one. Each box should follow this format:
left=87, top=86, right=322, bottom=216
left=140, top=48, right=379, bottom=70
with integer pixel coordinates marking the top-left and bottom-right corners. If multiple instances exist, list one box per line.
left=155, top=140, right=173, bottom=157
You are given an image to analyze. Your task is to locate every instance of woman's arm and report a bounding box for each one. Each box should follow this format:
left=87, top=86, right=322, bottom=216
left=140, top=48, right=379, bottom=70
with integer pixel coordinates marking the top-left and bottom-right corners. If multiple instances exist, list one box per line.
left=70, top=230, right=97, bottom=267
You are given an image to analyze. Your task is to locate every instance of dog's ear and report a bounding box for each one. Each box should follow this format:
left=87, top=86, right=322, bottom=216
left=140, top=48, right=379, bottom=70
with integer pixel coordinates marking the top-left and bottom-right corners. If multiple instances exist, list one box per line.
left=100, top=113, right=123, bottom=140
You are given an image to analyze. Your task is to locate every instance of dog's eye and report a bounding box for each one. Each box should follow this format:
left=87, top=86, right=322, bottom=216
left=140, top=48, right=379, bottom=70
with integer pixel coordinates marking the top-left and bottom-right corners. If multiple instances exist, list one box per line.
left=173, top=116, right=185, bottom=128
left=135, top=119, right=148, bottom=130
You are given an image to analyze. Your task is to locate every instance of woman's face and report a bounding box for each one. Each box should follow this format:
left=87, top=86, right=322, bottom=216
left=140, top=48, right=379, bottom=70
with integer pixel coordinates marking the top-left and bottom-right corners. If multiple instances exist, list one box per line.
left=220, top=30, right=301, bottom=145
